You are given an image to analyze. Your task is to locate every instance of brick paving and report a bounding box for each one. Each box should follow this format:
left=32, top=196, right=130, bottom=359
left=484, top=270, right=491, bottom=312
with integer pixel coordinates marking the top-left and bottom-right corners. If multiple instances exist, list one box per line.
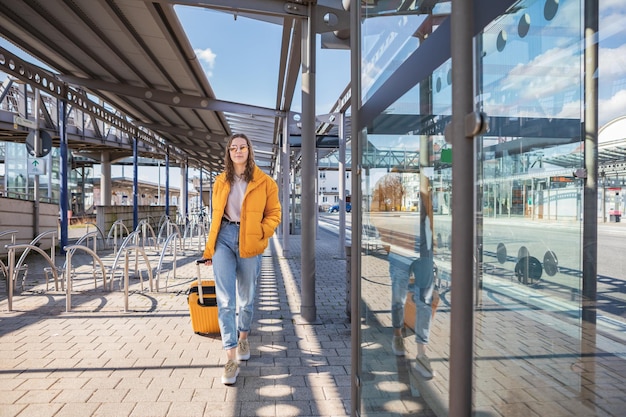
left=3, top=221, right=626, bottom=417
left=0, top=228, right=350, bottom=417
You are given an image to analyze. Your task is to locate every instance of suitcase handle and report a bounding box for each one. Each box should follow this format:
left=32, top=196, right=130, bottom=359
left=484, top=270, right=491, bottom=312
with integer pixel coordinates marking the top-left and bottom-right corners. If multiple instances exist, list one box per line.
left=195, top=259, right=211, bottom=305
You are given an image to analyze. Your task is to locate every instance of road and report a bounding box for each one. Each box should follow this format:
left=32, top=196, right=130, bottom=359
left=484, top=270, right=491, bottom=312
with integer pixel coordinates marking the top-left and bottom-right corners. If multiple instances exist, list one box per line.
left=319, top=211, right=626, bottom=326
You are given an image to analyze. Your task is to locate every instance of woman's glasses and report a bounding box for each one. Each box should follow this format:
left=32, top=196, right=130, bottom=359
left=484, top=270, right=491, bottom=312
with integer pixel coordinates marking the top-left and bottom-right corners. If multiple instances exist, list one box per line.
left=229, top=145, right=249, bottom=152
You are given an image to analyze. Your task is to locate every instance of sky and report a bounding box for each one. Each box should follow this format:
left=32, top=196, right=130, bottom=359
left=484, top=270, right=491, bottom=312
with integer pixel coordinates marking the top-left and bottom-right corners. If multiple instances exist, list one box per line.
left=174, top=6, right=351, bottom=115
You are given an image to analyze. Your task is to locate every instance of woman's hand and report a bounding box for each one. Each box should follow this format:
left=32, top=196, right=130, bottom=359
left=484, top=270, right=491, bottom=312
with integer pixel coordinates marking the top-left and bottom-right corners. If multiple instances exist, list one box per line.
left=196, top=258, right=213, bottom=266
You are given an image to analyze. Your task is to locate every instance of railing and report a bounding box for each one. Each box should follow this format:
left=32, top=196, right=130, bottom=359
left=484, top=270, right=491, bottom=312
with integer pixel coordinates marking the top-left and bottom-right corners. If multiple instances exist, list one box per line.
left=1, top=191, right=57, bottom=203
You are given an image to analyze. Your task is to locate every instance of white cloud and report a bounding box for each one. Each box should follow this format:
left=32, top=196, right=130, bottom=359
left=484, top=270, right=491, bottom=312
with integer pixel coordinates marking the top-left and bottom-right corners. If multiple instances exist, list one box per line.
left=601, top=0, right=626, bottom=14
left=599, top=43, right=626, bottom=81
left=483, top=45, right=580, bottom=118
left=599, top=89, right=626, bottom=127
left=194, top=47, right=216, bottom=78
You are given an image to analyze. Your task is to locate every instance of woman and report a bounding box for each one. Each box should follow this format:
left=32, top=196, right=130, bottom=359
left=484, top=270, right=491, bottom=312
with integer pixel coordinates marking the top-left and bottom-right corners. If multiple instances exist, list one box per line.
left=201, top=133, right=281, bottom=385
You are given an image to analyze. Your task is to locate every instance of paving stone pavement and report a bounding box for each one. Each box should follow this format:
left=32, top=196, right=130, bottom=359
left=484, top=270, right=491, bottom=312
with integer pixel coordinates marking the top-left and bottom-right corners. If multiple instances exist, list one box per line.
left=0, top=228, right=351, bottom=417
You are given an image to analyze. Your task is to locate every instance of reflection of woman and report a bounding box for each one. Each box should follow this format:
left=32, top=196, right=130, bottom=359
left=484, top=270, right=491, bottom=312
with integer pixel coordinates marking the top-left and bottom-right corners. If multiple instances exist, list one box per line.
left=201, top=133, right=282, bottom=385
left=390, top=255, right=436, bottom=379
left=371, top=172, right=436, bottom=379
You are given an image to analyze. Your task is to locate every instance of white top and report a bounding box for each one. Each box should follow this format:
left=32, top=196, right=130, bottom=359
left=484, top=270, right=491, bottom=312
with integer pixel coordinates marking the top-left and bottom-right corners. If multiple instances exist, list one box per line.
left=224, top=175, right=247, bottom=222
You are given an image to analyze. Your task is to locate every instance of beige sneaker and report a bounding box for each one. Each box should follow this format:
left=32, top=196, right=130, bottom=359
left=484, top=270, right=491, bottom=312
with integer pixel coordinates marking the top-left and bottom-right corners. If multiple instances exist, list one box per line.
left=237, top=339, right=250, bottom=361
left=414, top=354, right=435, bottom=379
left=221, top=359, right=239, bottom=385
left=391, top=336, right=405, bottom=356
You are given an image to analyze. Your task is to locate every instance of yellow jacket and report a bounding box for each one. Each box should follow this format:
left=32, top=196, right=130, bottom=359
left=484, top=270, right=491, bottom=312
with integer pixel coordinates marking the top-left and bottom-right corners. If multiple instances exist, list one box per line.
left=203, top=166, right=281, bottom=259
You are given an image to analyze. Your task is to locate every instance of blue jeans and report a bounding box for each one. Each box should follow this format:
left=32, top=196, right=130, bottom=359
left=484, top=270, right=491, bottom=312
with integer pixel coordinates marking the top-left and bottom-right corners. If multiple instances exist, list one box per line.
left=389, top=254, right=434, bottom=345
left=212, top=222, right=262, bottom=350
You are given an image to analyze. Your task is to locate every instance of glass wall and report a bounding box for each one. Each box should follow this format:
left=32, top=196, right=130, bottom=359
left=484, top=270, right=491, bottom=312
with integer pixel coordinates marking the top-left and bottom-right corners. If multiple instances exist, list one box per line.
left=4, top=142, right=79, bottom=203
left=358, top=0, right=626, bottom=415
left=359, top=7, right=453, bottom=414
left=474, top=0, right=586, bottom=415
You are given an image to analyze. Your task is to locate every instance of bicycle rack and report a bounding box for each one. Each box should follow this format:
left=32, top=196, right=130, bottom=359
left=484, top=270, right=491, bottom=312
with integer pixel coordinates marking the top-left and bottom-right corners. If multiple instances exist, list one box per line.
left=182, top=214, right=207, bottom=251
left=44, top=230, right=103, bottom=291
left=135, top=219, right=159, bottom=252
left=13, top=230, right=59, bottom=291
left=119, top=245, right=153, bottom=312
left=63, top=244, right=108, bottom=312
left=106, top=220, right=130, bottom=254
left=155, top=231, right=181, bottom=292
left=4, top=243, right=59, bottom=312
left=83, top=223, right=107, bottom=249
left=157, top=218, right=183, bottom=251
left=0, top=230, right=18, bottom=283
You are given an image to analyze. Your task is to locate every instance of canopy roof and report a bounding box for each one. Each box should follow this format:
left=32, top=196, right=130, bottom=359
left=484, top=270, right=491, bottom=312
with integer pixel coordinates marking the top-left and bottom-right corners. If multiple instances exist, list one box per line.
left=0, top=0, right=351, bottom=173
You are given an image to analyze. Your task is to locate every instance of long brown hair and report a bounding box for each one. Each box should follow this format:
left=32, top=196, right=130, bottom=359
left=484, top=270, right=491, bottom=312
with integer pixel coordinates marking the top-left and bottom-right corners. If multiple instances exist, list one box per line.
left=224, top=133, right=256, bottom=183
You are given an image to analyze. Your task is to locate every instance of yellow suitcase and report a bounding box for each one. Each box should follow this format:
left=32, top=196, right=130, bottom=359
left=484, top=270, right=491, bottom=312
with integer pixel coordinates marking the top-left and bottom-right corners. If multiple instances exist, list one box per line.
left=188, top=260, right=220, bottom=335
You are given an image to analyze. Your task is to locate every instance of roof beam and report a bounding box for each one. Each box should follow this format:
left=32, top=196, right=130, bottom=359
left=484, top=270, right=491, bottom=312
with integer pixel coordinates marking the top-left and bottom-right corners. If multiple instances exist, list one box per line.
left=0, top=46, right=185, bottom=157
left=156, top=0, right=349, bottom=32
left=59, top=75, right=285, bottom=118
left=157, top=0, right=309, bottom=18
left=139, top=122, right=223, bottom=148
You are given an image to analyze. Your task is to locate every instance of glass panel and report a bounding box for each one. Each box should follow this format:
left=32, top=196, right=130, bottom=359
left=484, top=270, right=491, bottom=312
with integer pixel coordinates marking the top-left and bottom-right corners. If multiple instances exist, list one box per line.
left=359, top=0, right=626, bottom=414
left=471, top=0, right=626, bottom=415
left=360, top=75, right=452, bottom=414
left=361, top=4, right=450, bottom=103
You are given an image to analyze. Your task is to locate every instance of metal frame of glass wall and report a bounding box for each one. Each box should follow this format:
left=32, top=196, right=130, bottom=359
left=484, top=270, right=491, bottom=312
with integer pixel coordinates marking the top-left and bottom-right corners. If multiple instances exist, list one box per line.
left=350, top=0, right=626, bottom=416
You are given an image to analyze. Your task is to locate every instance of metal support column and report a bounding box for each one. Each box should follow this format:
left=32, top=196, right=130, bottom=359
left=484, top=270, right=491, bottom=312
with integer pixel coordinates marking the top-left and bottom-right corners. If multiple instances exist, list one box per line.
left=165, top=151, right=170, bottom=216
left=184, top=161, right=189, bottom=224
left=179, top=160, right=187, bottom=222
left=450, top=0, right=475, bottom=415
left=59, top=100, right=69, bottom=252
left=33, top=88, right=40, bottom=238
left=582, top=0, right=599, bottom=375
left=300, top=2, right=317, bottom=323
left=132, top=138, right=138, bottom=231
left=199, top=168, right=203, bottom=218
left=101, top=151, right=111, bottom=206
left=338, top=112, right=347, bottom=259
left=282, top=115, right=290, bottom=257
left=350, top=0, right=362, bottom=414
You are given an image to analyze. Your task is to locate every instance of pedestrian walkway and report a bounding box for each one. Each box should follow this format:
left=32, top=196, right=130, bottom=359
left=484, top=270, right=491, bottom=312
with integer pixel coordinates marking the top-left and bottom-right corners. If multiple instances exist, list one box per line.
left=0, top=228, right=351, bottom=417
left=5, top=220, right=626, bottom=417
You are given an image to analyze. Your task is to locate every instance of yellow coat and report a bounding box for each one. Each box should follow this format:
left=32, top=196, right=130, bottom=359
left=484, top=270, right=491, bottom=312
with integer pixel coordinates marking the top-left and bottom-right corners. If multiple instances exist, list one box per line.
left=203, top=166, right=281, bottom=259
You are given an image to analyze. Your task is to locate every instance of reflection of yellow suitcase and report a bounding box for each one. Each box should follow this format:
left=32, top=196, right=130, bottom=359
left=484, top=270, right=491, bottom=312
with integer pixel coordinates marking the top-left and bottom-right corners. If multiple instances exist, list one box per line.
left=188, top=260, right=220, bottom=335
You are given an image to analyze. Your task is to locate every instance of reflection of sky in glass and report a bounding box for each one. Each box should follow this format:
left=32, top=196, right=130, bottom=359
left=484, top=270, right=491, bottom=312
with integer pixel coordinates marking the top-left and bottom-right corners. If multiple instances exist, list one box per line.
left=361, top=13, right=427, bottom=102
left=366, top=134, right=422, bottom=152
left=598, top=0, right=626, bottom=127
left=361, top=0, right=626, bottom=132
left=480, top=0, right=582, bottom=120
